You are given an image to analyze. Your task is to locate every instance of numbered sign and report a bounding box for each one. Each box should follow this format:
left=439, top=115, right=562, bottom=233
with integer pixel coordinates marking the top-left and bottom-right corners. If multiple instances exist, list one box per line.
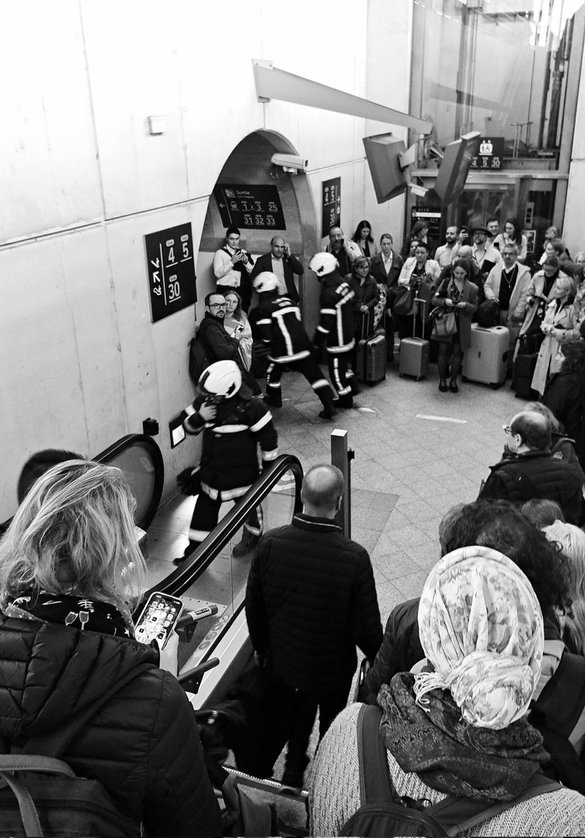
left=214, top=185, right=286, bottom=230
left=144, top=223, right=196, bottom=323
left=470, top=137, right=504, bottom=170
left=322, top=177, right=341, bottom=237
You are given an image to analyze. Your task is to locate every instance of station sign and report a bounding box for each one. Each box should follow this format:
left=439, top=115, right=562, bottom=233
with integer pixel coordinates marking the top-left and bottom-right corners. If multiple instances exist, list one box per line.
left=144, top=223, right=196, bottom=323
left=214, top=185, right=286, bottom=230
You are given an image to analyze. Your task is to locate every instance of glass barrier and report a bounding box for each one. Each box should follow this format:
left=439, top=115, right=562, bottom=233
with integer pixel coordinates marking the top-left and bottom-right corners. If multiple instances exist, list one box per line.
left=139, top=455, right=303, bottom=680
left=95, top=434, right=164, bottom=530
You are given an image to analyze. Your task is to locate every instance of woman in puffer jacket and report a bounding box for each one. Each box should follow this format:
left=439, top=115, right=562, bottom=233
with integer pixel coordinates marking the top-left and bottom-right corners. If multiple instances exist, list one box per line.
left=0, top=459, right=221, bottom=837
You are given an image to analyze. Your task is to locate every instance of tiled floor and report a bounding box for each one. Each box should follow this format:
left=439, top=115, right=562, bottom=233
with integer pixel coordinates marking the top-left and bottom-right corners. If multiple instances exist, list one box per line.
left=147, top=356, right=519, bottom=626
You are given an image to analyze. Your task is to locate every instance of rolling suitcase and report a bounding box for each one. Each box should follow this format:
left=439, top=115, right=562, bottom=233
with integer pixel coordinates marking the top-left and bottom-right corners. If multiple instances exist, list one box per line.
left=398, top=297, right=429, bottom=381
left=356, top=312, right=386, bottom=384
left=513, top=353, right=539, bottom=399
left=462, top=324, right=508, bottom=387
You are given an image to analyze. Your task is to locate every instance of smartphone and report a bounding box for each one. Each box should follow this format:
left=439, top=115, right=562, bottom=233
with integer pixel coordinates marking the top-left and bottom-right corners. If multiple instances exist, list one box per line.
left=134, top=592, right=184, bottom=648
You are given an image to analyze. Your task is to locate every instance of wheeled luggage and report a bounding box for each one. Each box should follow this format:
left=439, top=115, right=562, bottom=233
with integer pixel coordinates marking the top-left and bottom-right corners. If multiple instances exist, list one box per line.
left=357, top=334, right=386, bottom=384
left=398, top=297, right=429, bottom=380
left=513, top=353, right=539, bottom=399
left=462, top=324, right=508, bottom=387
left=356, top=312, right=386, bottom=384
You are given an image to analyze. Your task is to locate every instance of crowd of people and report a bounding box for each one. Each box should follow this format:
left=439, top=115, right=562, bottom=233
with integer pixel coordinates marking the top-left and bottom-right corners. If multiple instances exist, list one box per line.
left=3, top=215, right=585, bottom=836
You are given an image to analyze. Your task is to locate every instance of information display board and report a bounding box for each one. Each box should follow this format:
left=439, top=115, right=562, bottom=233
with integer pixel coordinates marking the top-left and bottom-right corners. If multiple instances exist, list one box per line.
left=410, top=206, right=442, bottom=241
left=214, top=185, right=285, bottom=230
left=144, top=223, right=196, bottom=323
left=322, top=178, right=341, bottom=237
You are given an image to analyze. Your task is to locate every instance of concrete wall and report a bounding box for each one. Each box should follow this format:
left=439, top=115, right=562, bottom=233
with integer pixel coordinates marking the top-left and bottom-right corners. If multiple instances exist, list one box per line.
left=0, top=0, right=414, bottom=520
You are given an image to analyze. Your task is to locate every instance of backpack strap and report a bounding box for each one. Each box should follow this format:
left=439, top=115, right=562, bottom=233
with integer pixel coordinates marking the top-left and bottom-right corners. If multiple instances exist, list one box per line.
left=428, top=773, right=561, bottom=837
left=356, top=704, right=395, bottom=805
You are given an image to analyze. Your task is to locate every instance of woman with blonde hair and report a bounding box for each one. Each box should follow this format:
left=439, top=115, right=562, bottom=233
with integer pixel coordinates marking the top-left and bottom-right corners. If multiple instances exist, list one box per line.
left=223, top=288, right=253, bottom=371
left=532, top=274, right=578, bottom=396
left=0, top=459, right=221, bottom=837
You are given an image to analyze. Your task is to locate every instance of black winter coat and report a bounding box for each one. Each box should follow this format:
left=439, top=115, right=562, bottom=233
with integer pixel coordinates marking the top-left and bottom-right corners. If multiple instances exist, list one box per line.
left=245, top=514, right=382, bottom=693
left=543, top=370, right=585, bottom=443
left=0, top=612, right=221, bottom=837
left=478, top=449, right=585, bottom=525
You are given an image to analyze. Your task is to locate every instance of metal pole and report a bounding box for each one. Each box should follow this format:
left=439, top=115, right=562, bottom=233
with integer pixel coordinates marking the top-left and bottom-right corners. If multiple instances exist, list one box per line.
left=331, top=429, right=354, bottom=538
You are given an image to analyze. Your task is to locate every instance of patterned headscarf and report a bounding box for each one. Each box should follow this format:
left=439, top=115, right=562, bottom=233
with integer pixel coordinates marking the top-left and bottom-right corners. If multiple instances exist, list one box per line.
left=415, top=545, right=544, bottom=730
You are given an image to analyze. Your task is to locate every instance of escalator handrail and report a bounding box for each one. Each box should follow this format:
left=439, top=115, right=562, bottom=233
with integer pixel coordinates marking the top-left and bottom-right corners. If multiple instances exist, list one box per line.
left=146, top=453, right=303, bottom=602
left=94, top=433, right=164, bottom=530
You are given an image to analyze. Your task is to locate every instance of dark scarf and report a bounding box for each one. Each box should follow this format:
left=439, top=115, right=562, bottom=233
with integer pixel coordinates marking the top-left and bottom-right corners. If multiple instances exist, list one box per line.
left=379, top=673, right=548, bottom=801
left=5, top=591, right=132, bottom=637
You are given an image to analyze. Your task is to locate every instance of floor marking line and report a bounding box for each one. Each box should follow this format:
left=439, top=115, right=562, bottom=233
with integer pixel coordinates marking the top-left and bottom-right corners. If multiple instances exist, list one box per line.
left=416, top=414, right=467, bottom=424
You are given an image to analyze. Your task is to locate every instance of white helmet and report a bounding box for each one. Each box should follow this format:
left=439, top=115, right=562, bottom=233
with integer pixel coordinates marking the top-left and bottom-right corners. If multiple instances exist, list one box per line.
left=253, top=271, right=280, bottom=293
left=309, top=252, right=338, bottom=277
left=198, top=360, right=242, bottom=400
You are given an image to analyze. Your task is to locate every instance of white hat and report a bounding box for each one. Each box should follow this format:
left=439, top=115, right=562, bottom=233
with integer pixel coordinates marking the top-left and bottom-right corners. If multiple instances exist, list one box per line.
left=198, top=360, right=242, bottom=399
left=309, top=252, right=338, bottom=277
left=253, top=271, right=280, bottom=293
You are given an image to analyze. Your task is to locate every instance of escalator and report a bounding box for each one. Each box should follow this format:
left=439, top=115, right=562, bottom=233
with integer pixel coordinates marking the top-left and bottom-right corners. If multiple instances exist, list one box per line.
left=95, top=434, right=303, bottom=706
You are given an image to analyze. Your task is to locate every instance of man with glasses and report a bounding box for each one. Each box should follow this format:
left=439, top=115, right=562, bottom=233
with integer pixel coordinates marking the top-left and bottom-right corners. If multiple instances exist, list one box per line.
left=197, top=292, right=260, bottom=394
left=251, top=236, right=303, bottom=303
left=478, top=411, right=584, bottom=524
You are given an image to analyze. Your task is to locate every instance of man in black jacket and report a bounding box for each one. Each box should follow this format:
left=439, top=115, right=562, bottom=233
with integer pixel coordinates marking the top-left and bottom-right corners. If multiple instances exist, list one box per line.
left=479, top=411, right=585, bottom=525
left=249, top=271, right=336, bottom=419
left=197, top=291, right=260, bottom=394
left=245, top=464, right=382, bottom=791
left=250, top=236, right=303, bottom=303
left=310, top=252, right=356, bottom=408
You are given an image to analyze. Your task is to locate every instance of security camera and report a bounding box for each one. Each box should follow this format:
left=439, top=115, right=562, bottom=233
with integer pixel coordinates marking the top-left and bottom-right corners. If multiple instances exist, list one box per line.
left=270, top=153, right=308, bottom=174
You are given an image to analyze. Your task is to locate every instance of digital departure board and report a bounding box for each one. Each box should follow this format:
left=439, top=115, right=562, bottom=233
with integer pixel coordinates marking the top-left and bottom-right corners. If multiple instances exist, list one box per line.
left=144, top=223, right=197, bottom=323
left=214, top=185, right=286, bottom=230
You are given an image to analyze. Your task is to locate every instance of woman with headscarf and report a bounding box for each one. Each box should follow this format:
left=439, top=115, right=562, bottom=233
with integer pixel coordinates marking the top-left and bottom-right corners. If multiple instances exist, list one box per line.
left=310, top=546, right=585, bottom=835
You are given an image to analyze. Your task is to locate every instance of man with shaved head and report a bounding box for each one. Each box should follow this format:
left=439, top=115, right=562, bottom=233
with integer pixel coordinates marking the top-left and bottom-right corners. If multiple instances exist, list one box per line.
left=479, top=410, right=585, bottom=524
left=245, top=463, right=382, bottom=791
left=251, top=236, right=304, bottom=302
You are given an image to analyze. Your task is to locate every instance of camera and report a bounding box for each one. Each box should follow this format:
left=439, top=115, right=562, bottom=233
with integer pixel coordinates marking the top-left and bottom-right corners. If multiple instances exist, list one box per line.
left=270, top=153, right=308, bottom=174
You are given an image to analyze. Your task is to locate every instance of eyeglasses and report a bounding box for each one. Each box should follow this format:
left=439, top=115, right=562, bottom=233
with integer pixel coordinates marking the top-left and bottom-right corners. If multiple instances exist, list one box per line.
left=209, top=303, right=227, bottom=309
left=502, top=424, right=513, bottom=435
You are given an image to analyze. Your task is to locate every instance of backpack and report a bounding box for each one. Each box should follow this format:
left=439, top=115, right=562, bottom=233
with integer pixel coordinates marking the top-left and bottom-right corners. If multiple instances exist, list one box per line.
left=0, top=674, right=141, bottom=837
left=189, top=336, right=210, bottom=386
left=340, top=704, right=560, bottom=838
left=475, top=299, right=500, bottom=328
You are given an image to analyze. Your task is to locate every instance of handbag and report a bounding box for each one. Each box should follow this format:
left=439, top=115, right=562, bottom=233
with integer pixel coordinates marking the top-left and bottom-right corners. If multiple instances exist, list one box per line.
left=392, top=285, right=414, bottom=317
left=430, top=306, right=457, bottom=339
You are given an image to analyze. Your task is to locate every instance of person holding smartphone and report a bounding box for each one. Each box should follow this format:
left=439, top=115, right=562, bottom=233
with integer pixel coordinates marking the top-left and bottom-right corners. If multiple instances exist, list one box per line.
left=0, top=459, right=221, bottom=837
left=213, top=226, right=255, bottom=311
left=251, top=235, right=304, bottom=303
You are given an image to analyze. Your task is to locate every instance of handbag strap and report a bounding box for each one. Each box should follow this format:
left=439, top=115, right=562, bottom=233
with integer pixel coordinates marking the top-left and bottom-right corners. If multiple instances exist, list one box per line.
left=356, top=704, right=396, bottom=805
left=0, top=770, right=42, bottom=836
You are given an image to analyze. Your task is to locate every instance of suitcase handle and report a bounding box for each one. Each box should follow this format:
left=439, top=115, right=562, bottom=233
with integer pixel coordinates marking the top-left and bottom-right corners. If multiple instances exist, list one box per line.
left=412, top=297, right=426, bottom=340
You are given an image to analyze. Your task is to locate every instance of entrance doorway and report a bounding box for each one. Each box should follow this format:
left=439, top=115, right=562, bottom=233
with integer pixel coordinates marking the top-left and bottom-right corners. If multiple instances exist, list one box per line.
left=196, top=130, right=320, bottom=334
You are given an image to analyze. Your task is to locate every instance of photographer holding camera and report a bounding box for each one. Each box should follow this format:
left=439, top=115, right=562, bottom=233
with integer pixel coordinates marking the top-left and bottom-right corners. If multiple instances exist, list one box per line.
left=214, top=226, right=255, bottom=311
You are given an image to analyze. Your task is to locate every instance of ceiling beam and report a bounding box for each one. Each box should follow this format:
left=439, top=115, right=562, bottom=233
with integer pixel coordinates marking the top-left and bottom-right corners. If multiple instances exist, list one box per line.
left=253, top=60, right=432, bottom=135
